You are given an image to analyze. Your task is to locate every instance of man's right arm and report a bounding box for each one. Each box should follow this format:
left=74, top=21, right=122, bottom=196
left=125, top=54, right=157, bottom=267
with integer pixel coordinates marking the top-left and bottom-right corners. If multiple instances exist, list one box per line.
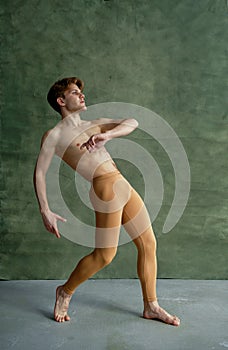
left=33, top=130, right=66, bottom=238
left=34, top=131, right=54, bottom=212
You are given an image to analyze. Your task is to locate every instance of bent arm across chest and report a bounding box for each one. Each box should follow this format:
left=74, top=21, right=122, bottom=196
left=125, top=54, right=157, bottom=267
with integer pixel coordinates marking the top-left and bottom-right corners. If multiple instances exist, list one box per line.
left=100, top=118, right=138, bottom=139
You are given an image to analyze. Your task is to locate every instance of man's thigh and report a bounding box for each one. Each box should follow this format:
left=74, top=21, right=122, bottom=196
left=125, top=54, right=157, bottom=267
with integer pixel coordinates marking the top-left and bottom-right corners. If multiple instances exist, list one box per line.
left=122, top=188, right=151, bottom=240
left=95, top=210, right=122, bottom=248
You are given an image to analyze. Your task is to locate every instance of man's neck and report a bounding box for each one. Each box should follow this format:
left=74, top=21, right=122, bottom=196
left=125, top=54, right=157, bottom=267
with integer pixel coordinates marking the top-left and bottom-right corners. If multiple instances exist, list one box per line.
left=61, top=111, right=82, bottom=127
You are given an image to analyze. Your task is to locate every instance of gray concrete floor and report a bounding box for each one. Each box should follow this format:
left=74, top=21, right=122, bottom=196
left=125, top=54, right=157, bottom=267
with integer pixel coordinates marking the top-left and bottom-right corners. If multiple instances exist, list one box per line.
left=0, top=279, right=227, bottom=350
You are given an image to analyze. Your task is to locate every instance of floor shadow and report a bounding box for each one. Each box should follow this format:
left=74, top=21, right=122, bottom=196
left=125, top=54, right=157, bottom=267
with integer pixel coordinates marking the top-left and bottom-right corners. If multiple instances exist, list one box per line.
left=77, top=294, right=140, bottom=317
left=37, top=308, right=54, bottom=321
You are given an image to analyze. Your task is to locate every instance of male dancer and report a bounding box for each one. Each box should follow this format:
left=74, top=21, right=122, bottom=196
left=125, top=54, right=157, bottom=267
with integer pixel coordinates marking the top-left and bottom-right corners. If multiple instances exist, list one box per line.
left=34, top=77, right=180, bottom=326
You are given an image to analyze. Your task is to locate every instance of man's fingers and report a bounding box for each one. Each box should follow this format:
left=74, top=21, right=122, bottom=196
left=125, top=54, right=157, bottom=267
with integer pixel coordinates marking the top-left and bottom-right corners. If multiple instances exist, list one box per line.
left=56, top=214, right=67, bottom=222
left=90, top=136, right=95, bottom=146
left=55, top=231, right=61, bottom=239
left=80, top=135, right=96, bottom=150
left=81, top=134, right=107, bottom=152
left=53, top=224, right=61, bottom=238
left=80, top=142, right=90, bottom=150
left=53, top=214, right=66, bottom=238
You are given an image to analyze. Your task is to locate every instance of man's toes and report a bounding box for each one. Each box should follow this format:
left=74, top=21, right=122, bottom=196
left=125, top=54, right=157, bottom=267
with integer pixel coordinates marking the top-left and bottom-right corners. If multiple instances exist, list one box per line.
left=65, top=314, right=70, bottom=321
left=173, top=316, right=180, bottom=326
left=55, top=314, right=61, bottom=322
left=54, top=313, right=70, bottom=323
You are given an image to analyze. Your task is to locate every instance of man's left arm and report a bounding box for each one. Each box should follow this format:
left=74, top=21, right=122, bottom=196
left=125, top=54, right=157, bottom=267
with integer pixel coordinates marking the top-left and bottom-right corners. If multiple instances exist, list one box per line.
left=80, top=118, right=138, bottom=152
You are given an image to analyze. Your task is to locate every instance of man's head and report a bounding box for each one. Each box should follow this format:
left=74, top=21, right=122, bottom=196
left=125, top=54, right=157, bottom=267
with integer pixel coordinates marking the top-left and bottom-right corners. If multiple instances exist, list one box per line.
left=47, top=77, right=84, bottom=114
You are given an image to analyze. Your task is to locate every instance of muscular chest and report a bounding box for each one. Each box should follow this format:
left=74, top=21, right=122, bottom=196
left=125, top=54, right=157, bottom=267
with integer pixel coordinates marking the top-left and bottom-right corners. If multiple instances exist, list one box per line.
left=55, top=124, right=101, bottom=157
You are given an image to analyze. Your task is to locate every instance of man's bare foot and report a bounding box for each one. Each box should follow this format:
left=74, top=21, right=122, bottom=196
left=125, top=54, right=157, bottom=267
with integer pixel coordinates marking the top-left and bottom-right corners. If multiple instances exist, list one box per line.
left=143, top=301, right=180, bottom=326
left=54, top=286, right=72, bottom=322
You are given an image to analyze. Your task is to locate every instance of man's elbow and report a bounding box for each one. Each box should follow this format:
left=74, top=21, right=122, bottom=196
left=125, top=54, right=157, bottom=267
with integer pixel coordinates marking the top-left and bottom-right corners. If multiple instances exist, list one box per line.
left=126, top=118, right=139, bottom=129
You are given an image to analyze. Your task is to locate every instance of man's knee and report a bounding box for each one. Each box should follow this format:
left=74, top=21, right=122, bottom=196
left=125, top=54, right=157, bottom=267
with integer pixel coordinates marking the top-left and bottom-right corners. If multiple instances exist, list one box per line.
left=137, top=227, right=157, bottom=253
left=93, top=247, right=117, bottom=267
left=146, top=228, right=157, bottom=248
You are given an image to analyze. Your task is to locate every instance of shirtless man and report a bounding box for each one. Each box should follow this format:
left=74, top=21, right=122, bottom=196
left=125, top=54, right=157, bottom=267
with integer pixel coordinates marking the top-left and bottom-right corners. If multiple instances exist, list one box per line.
left=33, top=77, right=180, bottom=326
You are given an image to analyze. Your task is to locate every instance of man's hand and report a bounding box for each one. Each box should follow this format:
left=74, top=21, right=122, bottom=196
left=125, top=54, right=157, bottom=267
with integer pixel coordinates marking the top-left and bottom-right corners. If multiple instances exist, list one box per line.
left=80, top=133, right=109, bottom=152
left=41, top=209, right=67, bottom=238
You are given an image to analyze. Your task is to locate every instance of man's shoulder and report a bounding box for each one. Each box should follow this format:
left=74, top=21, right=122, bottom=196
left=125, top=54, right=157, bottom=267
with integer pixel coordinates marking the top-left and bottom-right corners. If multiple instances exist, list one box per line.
left=40, top=128, right=60, bottom=148
left=41, top=129, right=53, bottom=144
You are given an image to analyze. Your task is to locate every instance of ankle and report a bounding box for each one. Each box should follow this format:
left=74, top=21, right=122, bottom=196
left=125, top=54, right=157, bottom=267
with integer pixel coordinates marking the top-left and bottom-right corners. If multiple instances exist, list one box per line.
left=144, top=300, right=159, bottom=310
left=59, top=285, right=73, bottom=298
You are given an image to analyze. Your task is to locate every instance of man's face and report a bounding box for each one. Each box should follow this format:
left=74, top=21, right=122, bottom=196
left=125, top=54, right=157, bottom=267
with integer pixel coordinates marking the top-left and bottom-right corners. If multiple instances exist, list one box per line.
left=61, top=83, right=86, bottom=113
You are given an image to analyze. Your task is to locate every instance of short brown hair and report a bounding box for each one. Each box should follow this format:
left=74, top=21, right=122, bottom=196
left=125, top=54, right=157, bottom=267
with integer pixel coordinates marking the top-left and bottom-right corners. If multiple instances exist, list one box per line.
left=47, top=77, right=84, bottom=114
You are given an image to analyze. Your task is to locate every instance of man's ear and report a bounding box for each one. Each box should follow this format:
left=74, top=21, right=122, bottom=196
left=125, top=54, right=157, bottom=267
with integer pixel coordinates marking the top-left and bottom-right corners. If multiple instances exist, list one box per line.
left=57, top=97, right=65, bottom=107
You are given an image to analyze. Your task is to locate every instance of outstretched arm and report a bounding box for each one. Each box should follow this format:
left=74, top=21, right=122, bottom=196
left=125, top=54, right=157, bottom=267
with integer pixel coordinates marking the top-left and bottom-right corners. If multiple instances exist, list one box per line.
left=80, top=118, right=138, bottom=152
left=33, top=130, right=66, bottom=238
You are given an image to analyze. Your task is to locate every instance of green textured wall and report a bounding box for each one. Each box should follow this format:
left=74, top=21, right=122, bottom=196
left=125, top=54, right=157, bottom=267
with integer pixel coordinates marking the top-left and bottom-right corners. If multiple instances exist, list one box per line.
left=1, top=0, right=227, bottom=280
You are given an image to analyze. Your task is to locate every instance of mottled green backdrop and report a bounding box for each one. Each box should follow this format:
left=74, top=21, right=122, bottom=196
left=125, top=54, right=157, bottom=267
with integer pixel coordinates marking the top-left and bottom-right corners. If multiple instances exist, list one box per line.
left=1, top=0, right=227, bottom=279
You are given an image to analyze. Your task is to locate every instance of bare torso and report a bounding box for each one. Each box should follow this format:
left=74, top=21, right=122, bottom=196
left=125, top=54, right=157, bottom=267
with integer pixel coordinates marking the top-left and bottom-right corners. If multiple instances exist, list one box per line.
left=47, top=115, right=118, bottom=181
